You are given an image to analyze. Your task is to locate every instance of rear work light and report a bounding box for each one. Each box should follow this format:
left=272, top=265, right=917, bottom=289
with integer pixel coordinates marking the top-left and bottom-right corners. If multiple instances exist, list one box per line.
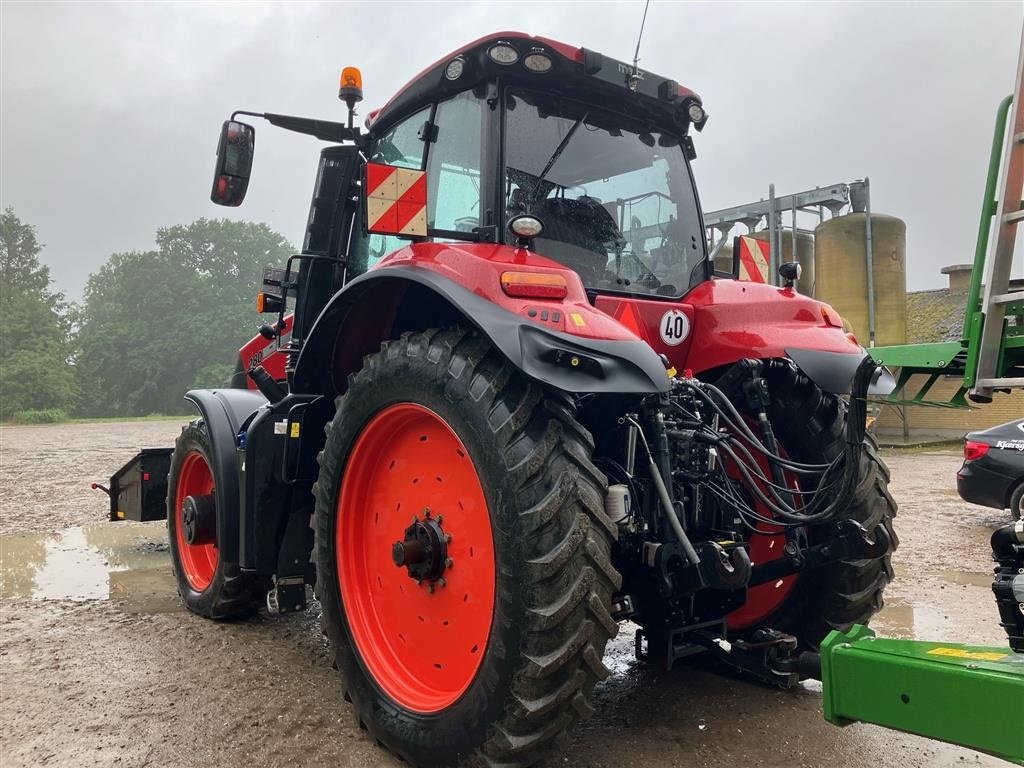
left=500, top=271, right=568, bottom=300
left=964, top=440, right=990, bottom=461
left=523, top=52, right=553, bottom=73
left=487, top=43, right=519, bottom=65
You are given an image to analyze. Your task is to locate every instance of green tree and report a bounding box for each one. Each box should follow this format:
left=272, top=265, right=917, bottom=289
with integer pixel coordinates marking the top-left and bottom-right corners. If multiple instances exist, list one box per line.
left=75, top=219, right=293, bottom=417
left=0, top=208, right=74, bottom=418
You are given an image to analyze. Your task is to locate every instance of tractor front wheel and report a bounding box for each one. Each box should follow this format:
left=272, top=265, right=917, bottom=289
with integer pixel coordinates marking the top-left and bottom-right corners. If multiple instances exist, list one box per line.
left=314, top=328, right=620, bottom=767
left=166, top=421, right=266, bottom=619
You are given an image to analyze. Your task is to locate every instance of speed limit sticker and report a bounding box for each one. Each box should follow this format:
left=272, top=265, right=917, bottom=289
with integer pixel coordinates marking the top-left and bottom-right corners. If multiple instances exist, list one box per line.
left=659, top=309, right=690, bottom=346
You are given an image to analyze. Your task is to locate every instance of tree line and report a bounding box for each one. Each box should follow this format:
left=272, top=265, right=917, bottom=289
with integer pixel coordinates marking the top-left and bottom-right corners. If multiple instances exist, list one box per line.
left=0, top=208, right=294, bottom=420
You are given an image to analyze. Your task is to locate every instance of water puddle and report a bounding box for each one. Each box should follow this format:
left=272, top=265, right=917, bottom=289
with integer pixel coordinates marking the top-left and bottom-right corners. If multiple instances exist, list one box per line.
left=873, top=596, right=949, bottom=640
left=936, top=570, right=993, bottom=588
left=0, top=522, right=181, bottom=613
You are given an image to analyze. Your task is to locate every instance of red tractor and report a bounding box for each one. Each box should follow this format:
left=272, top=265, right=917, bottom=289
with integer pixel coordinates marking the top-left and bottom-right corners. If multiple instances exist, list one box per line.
left=113, top=32, right=898, bottom=767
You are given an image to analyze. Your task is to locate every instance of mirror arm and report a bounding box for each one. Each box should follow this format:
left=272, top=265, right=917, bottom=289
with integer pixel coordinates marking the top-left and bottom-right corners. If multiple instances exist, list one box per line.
left=231, top=110, right=363, bottom=145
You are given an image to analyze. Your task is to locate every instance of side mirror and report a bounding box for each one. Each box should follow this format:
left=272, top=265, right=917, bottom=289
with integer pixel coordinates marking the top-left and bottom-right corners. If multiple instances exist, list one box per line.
left=211, top=120, right=255, bottom=206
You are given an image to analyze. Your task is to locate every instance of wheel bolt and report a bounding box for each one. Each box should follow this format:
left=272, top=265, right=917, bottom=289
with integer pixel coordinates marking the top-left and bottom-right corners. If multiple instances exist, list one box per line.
left=445, top=533, right=453, bottom=543
left=438, top=577, right=447, bottom=588
left=436, top=515, right=443, bottom=524
left=427, top=583, right=435, bottom=594
left=444, top=558, right=453, bottom=568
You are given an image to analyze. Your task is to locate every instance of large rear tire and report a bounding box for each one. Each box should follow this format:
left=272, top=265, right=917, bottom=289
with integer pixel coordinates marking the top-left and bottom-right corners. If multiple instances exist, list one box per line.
left=725, top=362, right=898, bottom=647
left=313, top=328, right=620, bottom=767
left=167, top=421, right=266, bottom=619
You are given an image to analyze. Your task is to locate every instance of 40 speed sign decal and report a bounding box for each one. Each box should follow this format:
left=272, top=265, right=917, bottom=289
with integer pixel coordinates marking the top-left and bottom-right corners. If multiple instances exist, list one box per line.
left=659, top=309, right=690, bottom=346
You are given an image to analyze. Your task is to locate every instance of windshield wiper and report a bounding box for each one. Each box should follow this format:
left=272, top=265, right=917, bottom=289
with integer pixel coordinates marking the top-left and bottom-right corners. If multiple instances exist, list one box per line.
left=535, top=112, right=589, bottom=189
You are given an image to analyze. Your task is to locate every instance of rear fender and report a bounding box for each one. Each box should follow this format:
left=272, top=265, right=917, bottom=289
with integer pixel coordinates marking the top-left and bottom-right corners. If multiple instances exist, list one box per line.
left=293, top=265, right=670, bottom=397
left=786, top=347, right=896, bottom=396
left=184, top=388, right=268, bottom=562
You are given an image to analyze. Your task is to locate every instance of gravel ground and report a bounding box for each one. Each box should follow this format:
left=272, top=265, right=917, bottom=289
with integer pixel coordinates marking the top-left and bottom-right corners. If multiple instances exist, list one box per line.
left=0, top=420, right=1015, bottom=767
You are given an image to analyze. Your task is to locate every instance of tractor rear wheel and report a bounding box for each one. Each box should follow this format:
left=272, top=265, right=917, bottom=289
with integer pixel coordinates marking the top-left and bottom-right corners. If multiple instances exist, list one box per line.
left=725, top=361, right=898, bottom=647
left=166, top=421, right=266, bottom=619
left=313, top=328, right=620, bottom=767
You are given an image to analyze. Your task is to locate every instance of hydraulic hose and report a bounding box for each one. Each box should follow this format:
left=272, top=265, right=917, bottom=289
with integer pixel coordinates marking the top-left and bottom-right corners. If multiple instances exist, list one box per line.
left=626, top=417, right=701, bottom=566
left=672, top=356, right=881, bottom=525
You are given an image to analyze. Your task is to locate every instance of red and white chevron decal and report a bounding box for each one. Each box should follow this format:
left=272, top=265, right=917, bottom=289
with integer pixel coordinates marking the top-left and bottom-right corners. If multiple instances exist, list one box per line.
left=737, top=236, right=769, bottom=283
left=365, top=162, right=428, bottom=237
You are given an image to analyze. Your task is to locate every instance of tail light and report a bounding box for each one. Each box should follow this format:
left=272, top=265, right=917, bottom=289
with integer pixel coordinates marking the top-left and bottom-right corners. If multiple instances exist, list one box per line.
left=500, top=271, right=568, bottom=299
left=964, top=441, right=990, bottom=461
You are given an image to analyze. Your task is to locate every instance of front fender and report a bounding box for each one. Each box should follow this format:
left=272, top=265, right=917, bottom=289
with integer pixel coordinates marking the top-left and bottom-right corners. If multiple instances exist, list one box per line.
left=293, top=266, right=670, bottom=396
left=184, top=388, right=268, bottom=561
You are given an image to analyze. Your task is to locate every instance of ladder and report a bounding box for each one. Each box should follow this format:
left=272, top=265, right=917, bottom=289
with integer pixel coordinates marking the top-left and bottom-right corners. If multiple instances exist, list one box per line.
left=970, top=23, right=1024, bottom=401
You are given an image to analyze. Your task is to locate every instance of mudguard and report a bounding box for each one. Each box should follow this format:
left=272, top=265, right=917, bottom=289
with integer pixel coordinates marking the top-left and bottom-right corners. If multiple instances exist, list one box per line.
left=786, top=347, right=896, bottom=396
left=294, top=266, right=671, bottom=396
left=184, top=388, right=268, bottom=561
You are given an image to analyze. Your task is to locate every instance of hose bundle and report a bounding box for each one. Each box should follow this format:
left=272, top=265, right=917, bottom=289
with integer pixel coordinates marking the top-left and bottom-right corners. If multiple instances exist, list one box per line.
left=670, top=357, right=877, bottom=533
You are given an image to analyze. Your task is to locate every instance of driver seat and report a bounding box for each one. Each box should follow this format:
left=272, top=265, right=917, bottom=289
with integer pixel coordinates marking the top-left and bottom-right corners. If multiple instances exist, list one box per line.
left=531, top=196, right=621, bottom=283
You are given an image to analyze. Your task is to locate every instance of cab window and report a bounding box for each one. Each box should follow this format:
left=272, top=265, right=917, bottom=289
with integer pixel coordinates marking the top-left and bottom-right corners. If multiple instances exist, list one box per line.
left=369, top=107, right=429, bottom=169
left=352, top=106, right=431, bottom=273
left=349, top=92, right=484, bottom=276
left=427, top=90, right=483, bottom=234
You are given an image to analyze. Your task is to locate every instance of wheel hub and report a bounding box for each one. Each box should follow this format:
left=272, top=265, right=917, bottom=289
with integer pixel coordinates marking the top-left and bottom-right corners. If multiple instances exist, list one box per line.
left=182, top=493, right=216, bottom=545
left=392, top=510, right=450, bottom=586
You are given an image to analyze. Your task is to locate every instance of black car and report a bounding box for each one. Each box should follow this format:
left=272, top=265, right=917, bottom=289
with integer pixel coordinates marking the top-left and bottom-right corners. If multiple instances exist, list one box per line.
left=957, top=417, right=1024, bottom=519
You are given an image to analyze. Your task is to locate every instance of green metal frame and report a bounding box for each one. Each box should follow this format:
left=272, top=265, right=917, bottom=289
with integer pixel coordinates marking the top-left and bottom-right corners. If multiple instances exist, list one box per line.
left=820, top=625, right=1024, bottom=764
left=869, top=95, right=1022, bottom=406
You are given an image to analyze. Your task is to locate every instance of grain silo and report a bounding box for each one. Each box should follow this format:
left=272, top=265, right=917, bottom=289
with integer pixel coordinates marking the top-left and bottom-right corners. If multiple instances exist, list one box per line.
left=814, top=212, right=907, bottom=346
left=749, top=229, right=816, bottom=295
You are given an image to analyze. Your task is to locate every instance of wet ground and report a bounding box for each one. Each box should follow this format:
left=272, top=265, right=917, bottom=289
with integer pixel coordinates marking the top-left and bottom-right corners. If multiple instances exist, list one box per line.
left=0, top=421, right=1016, bottom=767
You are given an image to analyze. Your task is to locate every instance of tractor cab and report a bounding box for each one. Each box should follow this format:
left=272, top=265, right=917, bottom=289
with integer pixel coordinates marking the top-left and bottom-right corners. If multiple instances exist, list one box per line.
left=212, top=32, right=712, bottom=364
left=348, top=32, right=710, bottom=298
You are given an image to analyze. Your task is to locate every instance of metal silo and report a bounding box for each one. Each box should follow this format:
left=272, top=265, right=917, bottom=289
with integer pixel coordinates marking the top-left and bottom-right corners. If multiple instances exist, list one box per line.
left=750, top=229, right=816, bottom=295
left=814, top=212, right=907, bottom=347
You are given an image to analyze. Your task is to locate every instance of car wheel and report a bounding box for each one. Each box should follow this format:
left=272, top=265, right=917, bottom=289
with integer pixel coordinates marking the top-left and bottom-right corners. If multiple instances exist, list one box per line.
left=1010, top=483, right=1024, bottom=521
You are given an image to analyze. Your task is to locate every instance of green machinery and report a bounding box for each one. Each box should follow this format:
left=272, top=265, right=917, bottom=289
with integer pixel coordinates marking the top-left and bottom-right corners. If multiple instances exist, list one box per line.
left=819, top=624, right=1024, bottom=764
left=817, top=516, right=1024, bottom=764
left=869, top=35, right=1024, bottom=406
left=814, top=28, right=1024, bottom=765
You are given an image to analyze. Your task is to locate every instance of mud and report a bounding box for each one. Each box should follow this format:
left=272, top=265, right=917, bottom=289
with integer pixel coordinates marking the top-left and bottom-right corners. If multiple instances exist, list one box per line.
left=0, top=425, right=1015, bottom=767
left=0, top=420, right=187, bottom=536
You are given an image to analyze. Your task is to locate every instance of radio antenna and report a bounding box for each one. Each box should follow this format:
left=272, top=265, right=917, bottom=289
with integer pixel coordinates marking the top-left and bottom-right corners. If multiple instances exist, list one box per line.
left=629, top=0, right=651, bottom=91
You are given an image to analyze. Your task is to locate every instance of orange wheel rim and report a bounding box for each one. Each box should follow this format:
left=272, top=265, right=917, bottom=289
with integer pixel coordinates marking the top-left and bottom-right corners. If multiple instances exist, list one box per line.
left=174, top=451, right=218, bottom=592
left=337, top=403, right=495, bottom=713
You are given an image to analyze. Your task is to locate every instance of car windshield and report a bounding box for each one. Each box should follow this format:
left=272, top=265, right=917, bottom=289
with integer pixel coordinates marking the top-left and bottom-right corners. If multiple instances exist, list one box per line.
left=503, top=89, right=706, bottom=297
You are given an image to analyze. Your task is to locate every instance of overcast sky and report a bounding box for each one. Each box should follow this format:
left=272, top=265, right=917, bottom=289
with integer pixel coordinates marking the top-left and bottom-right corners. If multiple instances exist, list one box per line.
left=2, top=0, right=1022, bottom=300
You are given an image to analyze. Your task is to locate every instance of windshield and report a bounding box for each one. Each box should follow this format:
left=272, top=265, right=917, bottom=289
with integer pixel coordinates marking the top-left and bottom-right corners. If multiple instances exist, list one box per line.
left=503, top=89, right=706, bottom=297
